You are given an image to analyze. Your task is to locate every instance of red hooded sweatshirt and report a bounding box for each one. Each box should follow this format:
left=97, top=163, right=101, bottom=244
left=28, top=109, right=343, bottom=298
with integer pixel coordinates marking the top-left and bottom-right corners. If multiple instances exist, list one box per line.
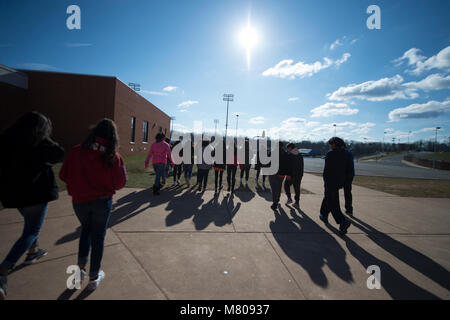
left=59, top=137, right=127, bottom=204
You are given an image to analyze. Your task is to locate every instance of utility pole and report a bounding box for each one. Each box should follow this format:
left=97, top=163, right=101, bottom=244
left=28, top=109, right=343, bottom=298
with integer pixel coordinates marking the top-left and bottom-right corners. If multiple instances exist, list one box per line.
left=333, top=124, right=337, bottom=136
left=223, top=94, right=234, bottom=139
left=433, top=126, right=441, bottom=169
left=170, top=116, right=176, bottom=139
left=214, top=119, right=219, bottom=136
left=235, top=114, right=239, bottom=137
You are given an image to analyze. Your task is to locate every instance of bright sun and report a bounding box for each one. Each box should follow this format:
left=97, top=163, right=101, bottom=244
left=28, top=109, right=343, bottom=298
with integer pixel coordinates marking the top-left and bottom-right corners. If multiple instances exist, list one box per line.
left=239, top=25, right=258, bottom=70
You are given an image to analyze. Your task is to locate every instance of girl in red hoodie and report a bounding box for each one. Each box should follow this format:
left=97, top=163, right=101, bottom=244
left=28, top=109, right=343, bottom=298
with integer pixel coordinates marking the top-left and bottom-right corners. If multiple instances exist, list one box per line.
left=59, top=119, right=127, bottom=291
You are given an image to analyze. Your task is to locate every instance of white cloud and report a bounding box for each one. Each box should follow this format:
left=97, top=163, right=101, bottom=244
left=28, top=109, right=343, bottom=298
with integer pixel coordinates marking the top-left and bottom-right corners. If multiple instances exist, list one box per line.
left=262, top=53, right=351, bottom=79
left=394, top=46, right=450, bottom=75
left=310, top=102, right=359, bottom=118
left=388, top=99, right=450, bottom=121
left=177, top=100, right=199, bottom=108
left=163, top=86, right=177, bottom=92
left=282, top=117, right=306, bottom=125
left=413, top=127, right=439, bottom=134
left=288, top=97, right=299, bottom=102
left=405, top=74, right=450, bottom=91
left=249, top=116, right=265, bottom=124
left=141, top=90, right=168, bottom=96
left=351, top=39, right=358, bottom=45
left=330, top=39, right=343, bottom=50
left=328, top=75, right=419, bottom=102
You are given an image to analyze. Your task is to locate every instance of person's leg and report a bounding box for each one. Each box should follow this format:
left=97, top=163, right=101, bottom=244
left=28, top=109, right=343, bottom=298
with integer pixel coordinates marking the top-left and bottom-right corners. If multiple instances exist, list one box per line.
left=73, top=202, right=92, bottom=272
left=344, top=176, right=354, bottom=214
left=203, top=169, right=209, bottom=190
left=269, top=175, right=281, bottom=207
left=88, top=198, right=112, bottom=281
left=294, top=177, right=301, bottom=204
left=328, top=187, right=345, bottom=225
left=214, top=170, right=219, bottom=191
left=245, top=166, right=250, bottom=182
left=284, top=178, right=292, bottom=202
left=0, top=203, right=48, bottom=271
left=231, top=166, right=237, bottom=192
left=227, top=166, right=232, bottom=191
left=153, top=163, right=162, bottom=189
left=256, top=167, right=260, bottom=181
left=219, top=170, right=223, bottom=188
left=240, top=168, right=244, bottom=181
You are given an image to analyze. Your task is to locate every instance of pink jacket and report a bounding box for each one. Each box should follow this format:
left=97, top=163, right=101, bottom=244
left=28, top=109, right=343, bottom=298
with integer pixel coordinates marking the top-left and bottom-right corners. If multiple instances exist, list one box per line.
left=145, top=140, right=173, bottom=168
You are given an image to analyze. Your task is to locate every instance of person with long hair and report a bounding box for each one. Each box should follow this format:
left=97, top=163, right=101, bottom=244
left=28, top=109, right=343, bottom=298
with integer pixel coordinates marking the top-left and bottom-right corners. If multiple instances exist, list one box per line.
left=144, top=133, right=173, bottom=195
left=0, top=112, right=65, bottom=300
left=171, top=140, right=182, bottom=186
left=59, top=119, right=127, bottom=291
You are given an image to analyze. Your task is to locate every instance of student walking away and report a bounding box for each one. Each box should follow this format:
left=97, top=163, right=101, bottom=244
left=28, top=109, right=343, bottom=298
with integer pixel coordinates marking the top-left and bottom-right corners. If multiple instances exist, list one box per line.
left=197, top=140, right=212, bottom=192
left=269, top=142, right=292, bottom=210
left=343, top=143, right=355, bottom=215
left=59, top=119, right=127, bottom=291
left=182, top=142, right=194, bottom=187
left=144, top=133, right=174, bottom=195
left=260, top=149, right=271, bottom=187
left=255, top=140, right=262, bottom=183
left=226, top=144, right=238, bottom=194
left=213, top=141, right=226, bottom=193
left=162, top=137, right=171, bottom=185
left=239, top=138, right=251, bottom=187
left=0, top=112, right=64, bottom=300
left=319, top=137, right=351, bottom=235
left=171, top=141, right=182, bottom=186
left=284, top=143, right=304, bottom=208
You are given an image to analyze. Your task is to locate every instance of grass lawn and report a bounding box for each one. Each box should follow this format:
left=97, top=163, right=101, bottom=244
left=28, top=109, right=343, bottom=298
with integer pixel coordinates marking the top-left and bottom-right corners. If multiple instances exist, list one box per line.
left=53, top=153, right=313, bottom=194
left=416, top=152, right=450, bottom=162
left=312, top=173, right=450, bottom=198
left=358, top=152, right=406, bottom=162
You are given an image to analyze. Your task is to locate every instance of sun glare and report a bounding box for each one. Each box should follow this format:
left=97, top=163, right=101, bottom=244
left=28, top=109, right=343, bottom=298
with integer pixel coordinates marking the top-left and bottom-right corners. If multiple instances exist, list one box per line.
left=239, top=24, right=258, bottom=70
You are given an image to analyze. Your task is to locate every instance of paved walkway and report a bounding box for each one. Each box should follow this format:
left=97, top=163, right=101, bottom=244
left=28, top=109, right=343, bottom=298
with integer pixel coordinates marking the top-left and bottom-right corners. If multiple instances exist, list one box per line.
left=0, top=174, right=449, bottom=300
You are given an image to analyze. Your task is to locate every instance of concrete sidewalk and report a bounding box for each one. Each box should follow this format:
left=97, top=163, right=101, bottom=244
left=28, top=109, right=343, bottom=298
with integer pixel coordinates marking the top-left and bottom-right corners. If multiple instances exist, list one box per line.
left=0, top=173, right=449, bottom=300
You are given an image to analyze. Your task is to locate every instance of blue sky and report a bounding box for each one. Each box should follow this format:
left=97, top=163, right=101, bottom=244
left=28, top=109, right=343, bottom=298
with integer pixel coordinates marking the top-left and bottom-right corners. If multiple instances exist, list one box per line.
left=1, top=0, right=449, bottom=143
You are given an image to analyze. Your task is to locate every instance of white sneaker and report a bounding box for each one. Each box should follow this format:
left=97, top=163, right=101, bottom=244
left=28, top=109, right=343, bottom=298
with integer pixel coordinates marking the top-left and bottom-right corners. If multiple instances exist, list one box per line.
left=87, top=270, right=105, bottom=291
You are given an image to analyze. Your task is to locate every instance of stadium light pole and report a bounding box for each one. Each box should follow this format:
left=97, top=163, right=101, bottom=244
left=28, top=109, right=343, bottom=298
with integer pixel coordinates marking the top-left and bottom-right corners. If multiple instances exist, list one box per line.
left=235, top=114, right=239, bottom=137
left=433, top=126, right=441, bottom=169
left=170, top=116, right=176, bottom=139
left=223, top=94, right=234, bottom=139
left=383, top=131, right=387, bottom=153
left=333, top=124, right=337, bottom=136
left=214, top=119, right=219, bottom=136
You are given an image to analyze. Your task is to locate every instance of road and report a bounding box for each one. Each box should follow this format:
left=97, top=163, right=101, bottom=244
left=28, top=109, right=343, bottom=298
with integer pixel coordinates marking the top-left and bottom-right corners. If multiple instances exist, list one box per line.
left=304, top=153, right=450, bottom=180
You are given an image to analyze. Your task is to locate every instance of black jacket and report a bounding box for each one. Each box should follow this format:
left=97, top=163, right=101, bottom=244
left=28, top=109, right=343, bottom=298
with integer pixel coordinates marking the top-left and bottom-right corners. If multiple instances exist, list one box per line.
left=289, top=152, right=304, bottom=178
left=276, top=148, right=293, bottom=176
left=323, top=149, right=350, bottom=188
left=0, top=138, right=65, bottom=208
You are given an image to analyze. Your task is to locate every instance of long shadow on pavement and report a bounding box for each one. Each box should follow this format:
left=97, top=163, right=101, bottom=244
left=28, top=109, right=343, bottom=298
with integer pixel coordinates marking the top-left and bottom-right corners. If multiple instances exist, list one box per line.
left=191, top=193, right=241, bottom=230
left=323, top=221, right=441, bottom=299
left=269, top=205, right=354, bottom=289
left=349, top=215, right=450, bottom=293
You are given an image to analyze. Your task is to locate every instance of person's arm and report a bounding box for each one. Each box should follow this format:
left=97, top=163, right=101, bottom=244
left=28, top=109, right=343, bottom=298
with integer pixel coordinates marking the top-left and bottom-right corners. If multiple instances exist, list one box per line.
left=300, top=155, right=304, bottom=177
left=112, top=153, right=128, bottom=190
left=59, top=150, right=71, bottom=183
left=166, top=143, right=174, bottom=167
left=323, top=152, right=330, bottom=182
left=38, top=138, right=65, bottom=165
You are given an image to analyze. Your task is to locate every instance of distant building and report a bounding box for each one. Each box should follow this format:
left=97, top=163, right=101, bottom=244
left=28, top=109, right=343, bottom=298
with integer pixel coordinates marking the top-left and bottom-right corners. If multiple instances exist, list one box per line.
left=0, top=65, right=170, bottom=156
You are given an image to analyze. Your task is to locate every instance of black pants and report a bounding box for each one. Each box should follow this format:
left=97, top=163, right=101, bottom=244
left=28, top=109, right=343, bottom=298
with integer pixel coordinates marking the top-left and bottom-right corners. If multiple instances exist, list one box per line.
left=256, top=167, right=261, bottom=180
left=197, top=169, right=209, bottom=189
left=320, top=184, right=345, bottom=225
left=269, top=175, right=284, bottom=204
left=343, top=176, right=353, bottom=213
left=173, top=165, right=182, bottom=182
left=240, top=165, right=251, bottom=181
left=214, top=169, right=224, bottom=190
left=284, top=176, right=302, bottom=202
left=227, top=165, right=237, bottom=191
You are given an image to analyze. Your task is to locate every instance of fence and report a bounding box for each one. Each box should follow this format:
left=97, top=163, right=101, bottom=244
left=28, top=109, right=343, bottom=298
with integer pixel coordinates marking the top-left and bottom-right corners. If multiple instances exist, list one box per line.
left=403, top=155, right=450, bottom=170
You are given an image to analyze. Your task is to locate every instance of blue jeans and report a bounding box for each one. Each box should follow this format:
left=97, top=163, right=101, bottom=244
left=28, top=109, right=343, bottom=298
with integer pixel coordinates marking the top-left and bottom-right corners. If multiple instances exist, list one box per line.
left=1, top=203, right=48, bottom=269
left=183, top=164, right=193, bottom=179
left=153, top=163, right=166, bottom=188
left=73, top=198, right=112, bottom=279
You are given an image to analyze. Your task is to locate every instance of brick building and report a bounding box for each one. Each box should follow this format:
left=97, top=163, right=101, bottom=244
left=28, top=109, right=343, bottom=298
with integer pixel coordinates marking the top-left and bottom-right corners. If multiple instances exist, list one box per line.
left=0, top=64, right=170, bottom=156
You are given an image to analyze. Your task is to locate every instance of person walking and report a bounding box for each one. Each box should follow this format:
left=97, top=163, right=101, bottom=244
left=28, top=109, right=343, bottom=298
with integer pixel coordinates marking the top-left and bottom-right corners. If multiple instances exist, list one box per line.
left=213, top=140, right=226, bottom=193
left=269, top=142, right=292, bottom=210
left=319, top=137, right=351, bottom=235
left=59, top=119, right=127, bottom=291
left=239, top=138, right=251, bottom=187
left=343, top=143, right=355, bottom=215
left=144, top=133, right=173, bottom=195
left=197, top=140, right=212, bottom=192
left=226, top=144, right=238, bottom=194
left=182, top=141, right=194, bottom=187
left=284, top=143, right=304, bottom=208
left=0, top=112, right=64, bottom=300
left=171, top=141, right=182, bottom=186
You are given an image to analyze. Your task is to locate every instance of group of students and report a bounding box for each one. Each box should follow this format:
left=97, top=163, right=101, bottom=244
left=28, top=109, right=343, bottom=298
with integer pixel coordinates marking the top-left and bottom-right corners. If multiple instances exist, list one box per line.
left=0, top=112, right=354, bottom=300
left=0, top=112, right=127, bottom=299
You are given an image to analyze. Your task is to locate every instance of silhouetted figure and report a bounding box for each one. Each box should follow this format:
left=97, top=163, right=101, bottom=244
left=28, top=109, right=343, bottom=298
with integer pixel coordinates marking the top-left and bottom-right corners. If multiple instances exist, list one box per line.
left=226, top=144, right=238, bottom=193
left=197, top=140, right=212, bottom=192
left=269, top=142, right=293, bottom=210
left=319, top=137, right=351, bottom=235
left=171, top=140, right=182, bottom=186
left=343, top=143, right=355, bottom=215
left=60, top=119, right=127, bottom=290
left=239, top=138, right=251, bottom=187
left=284, top=143, right=304, bottom=208
left=0, top=112, right=64, bottom=300
left=182, top=142, right=194, bottom=187
left=213, top=140, right=226, bottom=193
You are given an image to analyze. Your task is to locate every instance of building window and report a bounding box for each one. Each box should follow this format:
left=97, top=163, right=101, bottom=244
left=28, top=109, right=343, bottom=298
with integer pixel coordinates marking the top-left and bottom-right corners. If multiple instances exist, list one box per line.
left=131, top=117, right=136, bottom=142
left=143, top=121, right=149, bottom=143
